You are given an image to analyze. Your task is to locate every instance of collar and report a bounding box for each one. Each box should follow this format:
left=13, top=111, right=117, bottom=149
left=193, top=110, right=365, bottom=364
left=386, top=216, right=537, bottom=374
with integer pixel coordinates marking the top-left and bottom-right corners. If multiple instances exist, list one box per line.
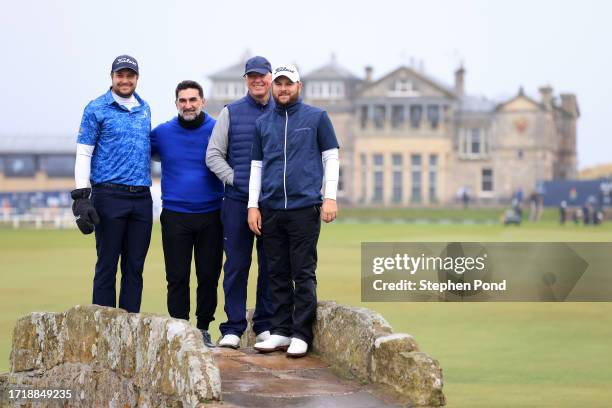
left=177, top=111, right=207, bottom=129
left=274, top=98, right=302, bottom=115
left=104, top=88, right=145, bottom=110
left=246, top=92, right=273, bottom=109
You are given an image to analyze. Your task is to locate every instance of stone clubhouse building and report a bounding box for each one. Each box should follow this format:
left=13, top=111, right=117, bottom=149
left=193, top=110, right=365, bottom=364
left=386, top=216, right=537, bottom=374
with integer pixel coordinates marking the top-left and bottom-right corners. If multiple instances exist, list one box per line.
left=207, top=55, right=579, bottom=206
left=0, top=55, right=578, bottom=210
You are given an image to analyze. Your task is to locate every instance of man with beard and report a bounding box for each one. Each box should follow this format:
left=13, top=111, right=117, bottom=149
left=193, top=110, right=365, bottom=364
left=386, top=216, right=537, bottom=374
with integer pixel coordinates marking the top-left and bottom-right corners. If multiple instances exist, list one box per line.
left=151, top=80, right=224, bottom=347
left=72, top=55, right=152, bottom=313
left=248, top=65, right=340, bottom=358
left=206, top=56, right=275, bottom=349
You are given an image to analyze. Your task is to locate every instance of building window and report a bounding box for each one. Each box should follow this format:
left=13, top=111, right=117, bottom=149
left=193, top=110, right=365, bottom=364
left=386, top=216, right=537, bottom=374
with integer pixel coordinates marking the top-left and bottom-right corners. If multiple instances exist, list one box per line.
left=482, top=168, right=493, bottom=192
left=392, top=154, right=403, bottom=203
left=360, top=106, right=368, bottom=129
left=3, top=155, right=37, bottom=177
left=373, top=154, right=384, bottom=202
left=40, top=155, right=75, bottom=178
left=306, top=81, right=345, bottom=99
left=360, top=153, right=367, bottom=202
left=374, top=105, right=386, bottom=129
left=429, top=154, right=438, bottom=202
left=459, top=128, right=488, bottom=158
left=214, top=81, right=245, bottom=99
left=471, top=128, right=481, bottom=154
left=411, top=154, right=422, bottom=203
left=394, top=79, right=412, bottom=93
left=390, top=79, right=419, bottom=96
left=391, top=105, right=405, bottom=128
left=410, top=105, right=422, bottom=128
left=427, top=105, right=440, bottom=129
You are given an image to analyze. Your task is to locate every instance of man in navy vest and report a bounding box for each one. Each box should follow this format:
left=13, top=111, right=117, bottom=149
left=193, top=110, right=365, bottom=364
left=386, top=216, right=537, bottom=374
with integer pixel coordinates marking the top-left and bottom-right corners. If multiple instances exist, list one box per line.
left=248, top=64, right=339, bottom=358
left=206, top=56, right=275, bottom=348
left=151, top=80, right=224, bottom=348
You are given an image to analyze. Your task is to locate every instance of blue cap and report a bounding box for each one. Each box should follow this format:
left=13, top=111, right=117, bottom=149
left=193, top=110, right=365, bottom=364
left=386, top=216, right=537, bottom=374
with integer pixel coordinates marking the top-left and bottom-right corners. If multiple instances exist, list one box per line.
left=244, top=56, right=271, bottom=76
left=111, top=55, right=139, bottom=74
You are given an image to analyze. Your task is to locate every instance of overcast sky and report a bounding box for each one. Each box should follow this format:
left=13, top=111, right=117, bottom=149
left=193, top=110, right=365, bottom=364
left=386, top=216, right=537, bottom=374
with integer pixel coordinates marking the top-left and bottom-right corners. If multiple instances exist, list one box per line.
left=1, top=0, right=609, bottom=168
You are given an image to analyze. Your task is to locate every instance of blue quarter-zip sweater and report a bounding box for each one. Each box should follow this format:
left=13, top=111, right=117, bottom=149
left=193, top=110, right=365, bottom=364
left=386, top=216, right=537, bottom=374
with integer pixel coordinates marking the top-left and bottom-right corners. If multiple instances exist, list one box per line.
left=252, top=100, right=339, bottom=210
left=151, top=113, right=223, bottom=213
left=226, top=93, right=275, bottom=202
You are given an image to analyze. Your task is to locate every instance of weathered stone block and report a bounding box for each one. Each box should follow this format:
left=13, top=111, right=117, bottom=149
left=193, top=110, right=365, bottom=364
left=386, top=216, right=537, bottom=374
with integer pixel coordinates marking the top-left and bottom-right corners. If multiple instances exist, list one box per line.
left=4, top=305, right=222, bottom=407
left=312, top=300, right=394, bottom=378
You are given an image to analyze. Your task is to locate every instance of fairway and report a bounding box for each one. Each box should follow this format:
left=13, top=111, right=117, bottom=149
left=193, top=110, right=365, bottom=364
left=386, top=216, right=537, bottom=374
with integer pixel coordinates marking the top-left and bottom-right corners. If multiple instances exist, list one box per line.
left=1, top=220, right=611, bottom=407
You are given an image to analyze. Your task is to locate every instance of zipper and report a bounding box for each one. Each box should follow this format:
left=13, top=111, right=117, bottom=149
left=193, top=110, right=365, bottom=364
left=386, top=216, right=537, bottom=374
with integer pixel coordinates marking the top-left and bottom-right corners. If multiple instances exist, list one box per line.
left=283, top=110, right=288, bottom=209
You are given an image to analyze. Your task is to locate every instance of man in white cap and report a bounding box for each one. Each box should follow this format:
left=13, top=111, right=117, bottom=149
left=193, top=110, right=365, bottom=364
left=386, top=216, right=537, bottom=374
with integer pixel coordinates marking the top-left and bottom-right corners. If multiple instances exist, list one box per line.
left=247, top=64, right=340, bottom=357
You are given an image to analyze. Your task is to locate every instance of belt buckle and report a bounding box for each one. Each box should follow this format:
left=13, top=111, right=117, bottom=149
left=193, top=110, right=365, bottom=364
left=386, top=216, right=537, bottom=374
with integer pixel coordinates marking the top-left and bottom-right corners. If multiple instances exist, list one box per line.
left=129, top=186, right=138, bottom=193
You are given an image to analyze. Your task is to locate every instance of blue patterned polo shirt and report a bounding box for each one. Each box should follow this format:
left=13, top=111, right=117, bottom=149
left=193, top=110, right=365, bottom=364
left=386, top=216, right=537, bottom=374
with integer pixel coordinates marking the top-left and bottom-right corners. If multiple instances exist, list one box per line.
left=77, top=89, right=151, bottom=186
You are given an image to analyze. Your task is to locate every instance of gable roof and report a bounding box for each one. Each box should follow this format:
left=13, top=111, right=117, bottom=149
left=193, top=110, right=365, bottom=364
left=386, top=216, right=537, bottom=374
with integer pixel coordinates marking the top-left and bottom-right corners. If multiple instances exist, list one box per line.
left=357, top=66, right=457, bottom=99
left=303, top=58, right=360, bottom=81
left=495, top=87, right=543, bottom=112
left=208, top=60, right=246, bottom=81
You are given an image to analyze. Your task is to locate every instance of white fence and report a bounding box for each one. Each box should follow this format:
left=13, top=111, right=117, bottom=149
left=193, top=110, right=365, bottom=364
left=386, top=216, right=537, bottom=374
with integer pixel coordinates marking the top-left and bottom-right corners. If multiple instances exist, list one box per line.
left=0, top=207, right=76, bottom=229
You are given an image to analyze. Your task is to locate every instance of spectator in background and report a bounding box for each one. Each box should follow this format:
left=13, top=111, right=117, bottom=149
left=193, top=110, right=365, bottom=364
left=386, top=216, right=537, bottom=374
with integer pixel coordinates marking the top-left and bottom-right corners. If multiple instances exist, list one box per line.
left=559, top=200, right=567, bottom=225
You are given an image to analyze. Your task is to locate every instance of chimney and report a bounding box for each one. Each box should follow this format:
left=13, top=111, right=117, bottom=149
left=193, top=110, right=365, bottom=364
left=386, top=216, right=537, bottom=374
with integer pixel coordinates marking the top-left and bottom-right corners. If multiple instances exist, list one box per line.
left=560, top=93, right=579, bottom=118
left=539, top=85, right=554, bottom=110
left=365, top=66, right=373, bottom=83
left=454, top=65, right=465, bottom=97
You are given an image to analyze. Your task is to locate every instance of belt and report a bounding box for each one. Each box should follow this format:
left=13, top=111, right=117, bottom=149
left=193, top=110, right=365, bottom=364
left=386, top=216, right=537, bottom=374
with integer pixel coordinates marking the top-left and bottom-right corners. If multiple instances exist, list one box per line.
left=94, top=183, right=148, bottom=193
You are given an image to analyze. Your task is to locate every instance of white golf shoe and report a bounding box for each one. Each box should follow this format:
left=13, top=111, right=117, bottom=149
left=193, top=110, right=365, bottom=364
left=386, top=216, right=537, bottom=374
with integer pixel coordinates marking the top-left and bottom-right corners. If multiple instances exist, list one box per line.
left=218, top=334, right=241, bottom=349
left=255, top=330, right=271, bottom=343
left=286, top=338, right=308, bottom=358
left=254, top=334, right=290, bottom=353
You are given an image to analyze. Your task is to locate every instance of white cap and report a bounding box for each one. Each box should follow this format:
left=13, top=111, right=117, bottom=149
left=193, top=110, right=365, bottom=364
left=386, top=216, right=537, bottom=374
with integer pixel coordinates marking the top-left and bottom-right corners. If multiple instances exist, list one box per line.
left=272, top=64, right=300, bottom=82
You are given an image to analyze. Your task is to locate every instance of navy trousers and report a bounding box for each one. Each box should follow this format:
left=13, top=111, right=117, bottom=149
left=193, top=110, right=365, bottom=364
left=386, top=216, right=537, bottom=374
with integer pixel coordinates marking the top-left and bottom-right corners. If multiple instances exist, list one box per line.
left=219, top=197, right=273, bottom=336
left=91, top=186, right=152, bottom=313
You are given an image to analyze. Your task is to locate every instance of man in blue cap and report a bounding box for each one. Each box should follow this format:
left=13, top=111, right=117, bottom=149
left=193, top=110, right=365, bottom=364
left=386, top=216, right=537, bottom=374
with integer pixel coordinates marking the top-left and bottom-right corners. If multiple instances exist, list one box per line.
left=72, top=54, right=152, bottom=313
left=206, top=56, right=275, bottom=348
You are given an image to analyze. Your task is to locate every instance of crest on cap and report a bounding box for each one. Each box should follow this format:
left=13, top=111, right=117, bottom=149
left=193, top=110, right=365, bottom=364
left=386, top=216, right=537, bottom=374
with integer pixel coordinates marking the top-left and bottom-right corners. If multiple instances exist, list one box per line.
left=272, top=64, right=300, bottom=82
left=112, top=55, right=139, bottom=74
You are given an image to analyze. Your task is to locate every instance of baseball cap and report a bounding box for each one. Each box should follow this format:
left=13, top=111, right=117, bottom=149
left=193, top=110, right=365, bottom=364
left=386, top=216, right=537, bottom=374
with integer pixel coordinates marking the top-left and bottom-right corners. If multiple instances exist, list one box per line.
left=111, top=55, right=139, bottom=74
left=244, top=56, right=272, bottom=76
left=272, top=64, right=300, bottom=83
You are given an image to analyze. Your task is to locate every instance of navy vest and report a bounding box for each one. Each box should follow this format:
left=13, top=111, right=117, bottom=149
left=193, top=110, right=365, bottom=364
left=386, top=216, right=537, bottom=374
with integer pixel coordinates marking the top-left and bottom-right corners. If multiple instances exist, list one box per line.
left=226, top=93, right=274, bottom=201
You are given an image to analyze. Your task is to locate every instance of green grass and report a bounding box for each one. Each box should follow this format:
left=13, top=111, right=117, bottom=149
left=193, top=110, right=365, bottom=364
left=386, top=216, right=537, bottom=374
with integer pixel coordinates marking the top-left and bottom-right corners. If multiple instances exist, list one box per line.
left=1, top=220, right=612, bottom=407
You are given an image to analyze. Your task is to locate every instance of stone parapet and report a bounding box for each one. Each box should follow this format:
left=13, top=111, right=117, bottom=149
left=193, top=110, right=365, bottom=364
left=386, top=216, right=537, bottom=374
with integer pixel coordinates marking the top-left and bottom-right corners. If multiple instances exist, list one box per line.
left=1, top=305, right=221, bottom=407
left=243, top=300, right=445, bottom=406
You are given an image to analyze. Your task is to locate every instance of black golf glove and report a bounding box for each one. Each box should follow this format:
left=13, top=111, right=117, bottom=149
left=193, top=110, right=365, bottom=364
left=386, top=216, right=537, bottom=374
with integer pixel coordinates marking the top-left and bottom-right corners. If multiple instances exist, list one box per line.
left=71, top=188, right=100, bottom=234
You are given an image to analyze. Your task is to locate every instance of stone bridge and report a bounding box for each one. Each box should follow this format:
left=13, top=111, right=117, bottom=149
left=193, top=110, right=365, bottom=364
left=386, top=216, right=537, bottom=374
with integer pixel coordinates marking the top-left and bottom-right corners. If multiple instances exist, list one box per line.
left=0, top=303, right=445, bottom=407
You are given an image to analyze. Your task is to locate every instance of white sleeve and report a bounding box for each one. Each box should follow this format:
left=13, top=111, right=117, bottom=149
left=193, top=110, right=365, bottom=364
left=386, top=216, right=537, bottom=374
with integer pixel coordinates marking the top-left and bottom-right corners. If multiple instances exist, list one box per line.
left=322, top=148, right=339, bottom=200
left=247, top=160, right=263, bottom=208
left=75, top=143, right=95, bottom=189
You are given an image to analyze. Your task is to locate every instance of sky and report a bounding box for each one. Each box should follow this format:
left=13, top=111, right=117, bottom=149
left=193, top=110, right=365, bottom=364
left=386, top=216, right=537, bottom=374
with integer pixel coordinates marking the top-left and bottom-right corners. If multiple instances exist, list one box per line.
left=0, top=0, right=610, bottom=168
